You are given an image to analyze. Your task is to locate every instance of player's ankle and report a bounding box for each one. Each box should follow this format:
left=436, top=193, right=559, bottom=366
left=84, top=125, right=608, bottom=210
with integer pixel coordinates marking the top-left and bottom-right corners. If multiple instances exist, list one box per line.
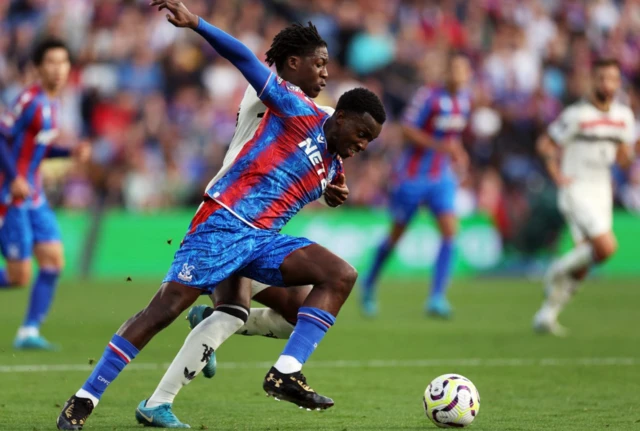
left=274, top=355, right=302, bottom=374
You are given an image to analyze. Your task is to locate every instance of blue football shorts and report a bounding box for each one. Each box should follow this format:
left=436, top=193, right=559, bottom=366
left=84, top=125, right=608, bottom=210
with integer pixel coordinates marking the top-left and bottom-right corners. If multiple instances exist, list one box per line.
left=164, top=199, right=314, bottom=294
left=389, top=176, right=457, bottom=225
left=0, top=202, right=61, bottom=260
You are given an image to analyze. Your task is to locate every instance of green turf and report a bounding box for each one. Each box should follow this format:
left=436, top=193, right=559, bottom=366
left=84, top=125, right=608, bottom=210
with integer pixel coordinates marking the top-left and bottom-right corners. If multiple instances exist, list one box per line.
left=1, top=277, right=639, bottom=430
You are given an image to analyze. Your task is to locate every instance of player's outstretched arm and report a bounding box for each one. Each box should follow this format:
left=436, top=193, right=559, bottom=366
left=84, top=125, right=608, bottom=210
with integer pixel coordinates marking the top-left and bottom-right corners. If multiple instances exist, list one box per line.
left=150, top=0, right=271, bottom=93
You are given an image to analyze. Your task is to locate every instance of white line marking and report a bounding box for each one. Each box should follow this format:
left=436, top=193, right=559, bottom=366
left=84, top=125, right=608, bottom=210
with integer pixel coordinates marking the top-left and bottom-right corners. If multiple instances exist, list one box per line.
left=0, top=357, right=636, bottom=374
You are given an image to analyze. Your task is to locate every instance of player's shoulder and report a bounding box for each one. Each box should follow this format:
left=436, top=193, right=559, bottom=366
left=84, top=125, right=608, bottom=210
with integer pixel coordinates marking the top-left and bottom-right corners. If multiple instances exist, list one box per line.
left=611, top=100, right=635, bottom=119
left=13, top=85, right=43, bottom=114
left=411, top=85, right=437, bottom=103
left=559, top=99, right=589, bottom=119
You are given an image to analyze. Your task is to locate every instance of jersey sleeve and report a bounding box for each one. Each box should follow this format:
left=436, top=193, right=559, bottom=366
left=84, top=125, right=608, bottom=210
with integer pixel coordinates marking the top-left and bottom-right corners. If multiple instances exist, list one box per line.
left=403, top=87, right=433, bottom=128
left=1, top=91, right=47, bottom=142
left=258, top=74, right=318, bottom=118
left=548, top=106, right=578, bottom=146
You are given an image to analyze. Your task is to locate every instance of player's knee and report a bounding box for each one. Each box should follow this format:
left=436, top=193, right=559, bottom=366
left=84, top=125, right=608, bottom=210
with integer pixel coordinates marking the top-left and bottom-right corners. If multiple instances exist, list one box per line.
left=438, top=216, right=458, bottom=238
left=6, top=266, right=31, bottom=287
left=594, top=238, right=617, bottom=262
left=334, top=262, right=358, bottom=296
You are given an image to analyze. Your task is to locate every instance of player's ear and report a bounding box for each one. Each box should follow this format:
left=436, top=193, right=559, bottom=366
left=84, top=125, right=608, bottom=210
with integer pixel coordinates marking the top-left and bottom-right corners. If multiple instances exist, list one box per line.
left=286, top=56, right=300, bottom=72
left=335, top=109, right=345, bottom=125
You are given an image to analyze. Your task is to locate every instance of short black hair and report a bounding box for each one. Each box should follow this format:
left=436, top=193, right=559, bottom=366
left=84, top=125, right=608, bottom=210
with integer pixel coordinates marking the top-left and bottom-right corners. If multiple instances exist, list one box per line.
left=265, top=22, right=327, bottom=72
left=32, top=38, right=69, bottom=66
left=593, top=58, right=620, bottom=70
left=335, top=87, right=386, bottom=125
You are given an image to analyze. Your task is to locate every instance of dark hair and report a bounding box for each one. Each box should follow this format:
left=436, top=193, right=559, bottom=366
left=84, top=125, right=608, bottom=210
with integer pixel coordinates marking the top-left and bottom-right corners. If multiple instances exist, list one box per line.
left=265, top=22, right=327, bottom=72
left=32, top=38, right=69, bottom=66
left=593, top=58, right=620, bottom=70
left=335, top=87, right=386, bottom=125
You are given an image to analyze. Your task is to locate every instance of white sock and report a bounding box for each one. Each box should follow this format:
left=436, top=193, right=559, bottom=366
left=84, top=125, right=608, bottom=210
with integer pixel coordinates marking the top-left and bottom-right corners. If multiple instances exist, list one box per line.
left=550, top=243, right=594, bottom=279
left=236, top=308, right=295, bottom=339
left=75, top=388, right=99, bottom=407
left=274, top=355, right=302, bottom=374
left=541, top=275, right=580, bottom=321
left=146, top=305, right=248, bottom=408
left=17, top=326, right=39, bottom=339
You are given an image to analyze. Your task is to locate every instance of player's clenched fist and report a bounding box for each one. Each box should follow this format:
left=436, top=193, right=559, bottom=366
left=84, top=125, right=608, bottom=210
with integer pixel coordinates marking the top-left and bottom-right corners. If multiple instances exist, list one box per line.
left=150, top=0, right=199, bottom=28
left=324, top=173, right=349, bottom=207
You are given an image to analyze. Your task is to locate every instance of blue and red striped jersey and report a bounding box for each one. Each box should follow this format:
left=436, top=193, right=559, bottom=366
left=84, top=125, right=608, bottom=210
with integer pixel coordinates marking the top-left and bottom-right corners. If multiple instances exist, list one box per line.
left=0, top=85, right=61, bottom=206
left=395, top=86, right=470, bottom=182
left=206, top=73, right=343, bottom=231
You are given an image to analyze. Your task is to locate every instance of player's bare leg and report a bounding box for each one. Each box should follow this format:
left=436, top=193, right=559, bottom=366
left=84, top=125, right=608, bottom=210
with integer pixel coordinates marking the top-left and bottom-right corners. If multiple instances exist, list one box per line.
left=3, top=259, right=32, bottom=287
left=57, top=281, right=202, bottom=430
left=361, top=221, right=408, bottom=316
left=263, top=244, right=357, bottom=410
left=426, top=213, right=458, bottom=318
left=534, top=232, right=617, bottom=336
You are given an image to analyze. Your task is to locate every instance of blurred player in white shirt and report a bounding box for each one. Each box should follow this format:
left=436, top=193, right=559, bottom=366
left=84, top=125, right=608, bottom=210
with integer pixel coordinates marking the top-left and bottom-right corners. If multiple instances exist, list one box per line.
left=534, top=59, right=636, bottom=336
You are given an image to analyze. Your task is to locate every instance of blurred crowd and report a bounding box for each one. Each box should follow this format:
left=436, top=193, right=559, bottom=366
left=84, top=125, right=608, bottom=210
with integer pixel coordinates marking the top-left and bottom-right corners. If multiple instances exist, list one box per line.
left=2, top=0, right=640, bottom=249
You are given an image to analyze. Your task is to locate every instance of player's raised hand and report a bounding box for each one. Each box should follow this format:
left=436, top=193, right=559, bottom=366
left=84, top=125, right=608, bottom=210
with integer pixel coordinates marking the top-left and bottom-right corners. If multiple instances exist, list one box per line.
left=150, top=0, right=199, bottom=29
left=324, top=173, right=349, bottom=207
left=10, top=176, right=31, bottom=200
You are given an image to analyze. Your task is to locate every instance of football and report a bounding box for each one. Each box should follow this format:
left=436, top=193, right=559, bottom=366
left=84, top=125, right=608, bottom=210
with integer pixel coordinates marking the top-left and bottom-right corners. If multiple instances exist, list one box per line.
left=423, top=374, right=480, bottom=428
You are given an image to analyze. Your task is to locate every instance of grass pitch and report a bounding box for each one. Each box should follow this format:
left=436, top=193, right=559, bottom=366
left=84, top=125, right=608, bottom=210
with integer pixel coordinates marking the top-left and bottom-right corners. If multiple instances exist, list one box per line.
left=0, top=277, right=639, bottom=430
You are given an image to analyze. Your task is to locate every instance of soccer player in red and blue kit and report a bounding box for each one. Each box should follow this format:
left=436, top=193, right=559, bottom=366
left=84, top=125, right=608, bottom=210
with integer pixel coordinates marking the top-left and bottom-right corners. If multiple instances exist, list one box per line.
left=361, top=52, right=472, bottom=318
left=0, top=39, right=89, bottom=350
left=57, top=1, right=386, bottom=428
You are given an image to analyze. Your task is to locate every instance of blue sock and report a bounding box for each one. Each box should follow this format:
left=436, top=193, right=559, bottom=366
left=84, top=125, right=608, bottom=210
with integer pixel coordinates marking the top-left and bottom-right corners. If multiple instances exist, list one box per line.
left=430, top=239, right=455, bottom=298
left=280, top=307, right=336, bottom=368
left=0, top=268, right=10, bottom=288
left=363, top=238, right=393, bottom=297
left=23, top=269, right=60, bottom=328
left=80, top=334, right=139, bottom=402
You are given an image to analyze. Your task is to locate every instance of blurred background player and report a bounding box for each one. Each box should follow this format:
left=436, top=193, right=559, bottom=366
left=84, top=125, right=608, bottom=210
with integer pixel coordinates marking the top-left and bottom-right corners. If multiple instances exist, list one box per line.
left=0, top=39, right=89, bottom=350
left=533, top=58, right=636, bottom=336
left=360, top=52, right=471, bottom=318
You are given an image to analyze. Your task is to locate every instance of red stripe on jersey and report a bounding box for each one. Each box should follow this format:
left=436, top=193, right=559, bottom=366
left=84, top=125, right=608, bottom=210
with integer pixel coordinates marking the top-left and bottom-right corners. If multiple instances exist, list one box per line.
left=407, top=147, right=425, bottom=179
left=255, top=159, right=324, bottom=229
left=17, top=102, right=43, bottom=177
left=579, top=119, right=626, bottom=129
left=188, top=198, right=222, bottom=235
left=429, top=152, right=442, bottom=179
left=422, top=97, right=439, bottom=135
left=217, top=112, right=321, bottom=212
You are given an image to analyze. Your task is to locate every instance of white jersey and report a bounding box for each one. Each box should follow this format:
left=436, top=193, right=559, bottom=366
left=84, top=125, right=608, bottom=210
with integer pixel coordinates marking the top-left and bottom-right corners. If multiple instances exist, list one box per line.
left=549, top=99, right=636, bottom=241
left=548, top=99, right=635, bottom=185
left=206, top=85, right=335, bottom=189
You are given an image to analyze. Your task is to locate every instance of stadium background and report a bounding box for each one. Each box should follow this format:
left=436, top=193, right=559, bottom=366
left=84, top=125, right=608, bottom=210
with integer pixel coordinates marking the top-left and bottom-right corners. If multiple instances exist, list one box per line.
left=3, top=0, right=640, bottom=280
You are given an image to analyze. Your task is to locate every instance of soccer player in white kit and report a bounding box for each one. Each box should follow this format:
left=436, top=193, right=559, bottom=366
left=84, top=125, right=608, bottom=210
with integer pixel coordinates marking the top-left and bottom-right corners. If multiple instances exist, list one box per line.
left=533, top=59, right=636, bottom=336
